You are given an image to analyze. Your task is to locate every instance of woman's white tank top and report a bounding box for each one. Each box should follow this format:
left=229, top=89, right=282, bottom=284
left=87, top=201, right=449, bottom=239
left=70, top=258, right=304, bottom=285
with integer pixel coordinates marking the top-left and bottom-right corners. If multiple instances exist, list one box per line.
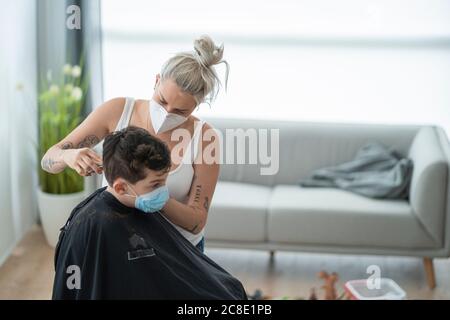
left=101, top=97, right=205, bottom=245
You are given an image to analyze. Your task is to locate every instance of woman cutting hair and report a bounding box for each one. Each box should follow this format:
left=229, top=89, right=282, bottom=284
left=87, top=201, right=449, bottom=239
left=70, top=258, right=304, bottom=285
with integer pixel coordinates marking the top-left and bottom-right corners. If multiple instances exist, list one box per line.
left=41, top=34, right=229, bottom=252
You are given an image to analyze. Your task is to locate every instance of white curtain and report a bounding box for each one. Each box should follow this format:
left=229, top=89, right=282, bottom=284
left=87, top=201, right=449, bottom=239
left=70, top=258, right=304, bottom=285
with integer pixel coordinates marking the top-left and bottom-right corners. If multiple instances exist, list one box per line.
left=0, top=0, right=39, bottom=265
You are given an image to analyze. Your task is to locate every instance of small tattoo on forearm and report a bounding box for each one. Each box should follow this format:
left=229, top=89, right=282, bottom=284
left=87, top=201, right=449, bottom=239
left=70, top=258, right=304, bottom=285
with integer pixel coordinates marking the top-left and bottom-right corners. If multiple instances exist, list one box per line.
left=61, top=142, right=74, bottom=149
left=203, top=197, right=209, bottom=211
left=194, top=185, right=202, bottom=203
left=41, top=158, right=61, bottom=171
left=77, top=135, right=100, bottom=148
left=59, top=142, right=74, bottom=158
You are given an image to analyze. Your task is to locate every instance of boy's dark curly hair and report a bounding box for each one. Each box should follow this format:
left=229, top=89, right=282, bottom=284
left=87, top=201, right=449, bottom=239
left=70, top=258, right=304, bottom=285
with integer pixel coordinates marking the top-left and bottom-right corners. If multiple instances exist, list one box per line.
left=103, top=126, right=171, bottom=185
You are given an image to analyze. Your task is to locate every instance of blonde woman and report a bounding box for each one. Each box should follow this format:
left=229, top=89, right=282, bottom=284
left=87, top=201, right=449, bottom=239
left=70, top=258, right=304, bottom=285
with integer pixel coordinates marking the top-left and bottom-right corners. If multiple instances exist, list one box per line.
left=41, top=35, right=229, bottom=253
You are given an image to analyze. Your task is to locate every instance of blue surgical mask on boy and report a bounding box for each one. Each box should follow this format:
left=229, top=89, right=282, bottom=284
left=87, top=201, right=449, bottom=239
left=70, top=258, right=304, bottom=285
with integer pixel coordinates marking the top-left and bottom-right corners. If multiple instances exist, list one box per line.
left=125, top=183, right=170, bottom=213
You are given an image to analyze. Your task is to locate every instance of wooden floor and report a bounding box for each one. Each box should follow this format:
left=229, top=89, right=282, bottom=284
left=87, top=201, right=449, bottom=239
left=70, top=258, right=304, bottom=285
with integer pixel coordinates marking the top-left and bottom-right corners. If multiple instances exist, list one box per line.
left=0, top=225, right=449, bottom=300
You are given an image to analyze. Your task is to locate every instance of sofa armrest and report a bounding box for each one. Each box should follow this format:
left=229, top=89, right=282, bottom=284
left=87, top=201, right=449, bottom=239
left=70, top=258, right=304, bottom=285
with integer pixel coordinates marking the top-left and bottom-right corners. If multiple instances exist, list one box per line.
left=408, top=127, right=448, bottom=245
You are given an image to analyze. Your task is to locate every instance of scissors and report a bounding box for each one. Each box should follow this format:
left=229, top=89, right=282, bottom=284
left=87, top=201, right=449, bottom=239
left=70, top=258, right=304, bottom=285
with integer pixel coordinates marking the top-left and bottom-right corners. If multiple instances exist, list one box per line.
left=86, top=163, right=103, bottom=176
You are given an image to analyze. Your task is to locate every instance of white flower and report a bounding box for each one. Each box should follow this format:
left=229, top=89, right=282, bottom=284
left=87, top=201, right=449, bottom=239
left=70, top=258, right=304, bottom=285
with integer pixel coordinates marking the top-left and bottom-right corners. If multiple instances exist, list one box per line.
left=71, top=65, right=82, bottom=78
left=71, top=86, right=83, bottom=101
left=63, top=64, right=72, bottom=75
left=49, top=84, right=59, bottom=95
left=64, top=84, right=74, bottom=92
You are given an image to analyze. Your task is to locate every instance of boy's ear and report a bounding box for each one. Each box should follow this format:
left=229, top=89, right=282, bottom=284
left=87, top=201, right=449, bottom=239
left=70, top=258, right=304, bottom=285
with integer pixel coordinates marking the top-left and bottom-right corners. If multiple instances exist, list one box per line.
left=112, top=179, right=129, bottom=195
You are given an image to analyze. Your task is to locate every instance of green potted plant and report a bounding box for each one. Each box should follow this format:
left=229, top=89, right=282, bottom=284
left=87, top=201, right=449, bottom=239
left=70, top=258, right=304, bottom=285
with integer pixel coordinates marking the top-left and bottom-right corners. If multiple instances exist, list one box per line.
left=36, top=59, right=89, bottom=247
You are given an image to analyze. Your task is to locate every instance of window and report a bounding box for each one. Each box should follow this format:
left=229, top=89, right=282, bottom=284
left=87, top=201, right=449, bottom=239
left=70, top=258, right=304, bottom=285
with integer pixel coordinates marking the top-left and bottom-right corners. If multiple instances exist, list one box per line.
left=101, top=0, right=450, bottom=134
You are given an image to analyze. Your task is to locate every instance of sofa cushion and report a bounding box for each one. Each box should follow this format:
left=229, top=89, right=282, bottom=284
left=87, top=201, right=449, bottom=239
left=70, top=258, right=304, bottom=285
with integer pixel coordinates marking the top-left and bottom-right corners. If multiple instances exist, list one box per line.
left=268, top=185, right=438, bottom=249
left=205, top=181, right=270, bottom=242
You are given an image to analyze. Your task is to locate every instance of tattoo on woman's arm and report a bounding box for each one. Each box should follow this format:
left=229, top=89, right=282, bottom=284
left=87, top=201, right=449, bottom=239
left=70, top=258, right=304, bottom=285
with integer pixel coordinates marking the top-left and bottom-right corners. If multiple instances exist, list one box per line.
left=41, top=157, right=62, bottom=171
left=194, top=185, right=202, bottom=203
left=77, top=135, right=100, bottom=148
left=58, top=141, right=74, bottom=158
left=61, top=142, right=74, bottom=149
left=203, top=197, right=209, bottom=212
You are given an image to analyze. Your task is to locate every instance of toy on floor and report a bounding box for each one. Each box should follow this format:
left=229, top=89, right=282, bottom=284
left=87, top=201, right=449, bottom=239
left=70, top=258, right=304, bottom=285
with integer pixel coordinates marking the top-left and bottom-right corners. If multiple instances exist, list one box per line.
left=247, top=270, right=348, bottom=300
left=317, top=270, right=339, bottom=300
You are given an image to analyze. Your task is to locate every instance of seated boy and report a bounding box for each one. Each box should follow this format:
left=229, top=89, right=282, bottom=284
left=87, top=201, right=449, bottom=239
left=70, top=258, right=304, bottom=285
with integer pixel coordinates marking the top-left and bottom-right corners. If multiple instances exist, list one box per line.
left=52, top=126, right=247, bottom=300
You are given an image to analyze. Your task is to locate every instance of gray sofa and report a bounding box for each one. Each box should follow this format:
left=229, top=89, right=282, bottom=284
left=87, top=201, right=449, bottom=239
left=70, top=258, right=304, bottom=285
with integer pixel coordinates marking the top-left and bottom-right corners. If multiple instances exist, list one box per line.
left=203, top=118, right=450, bottom=289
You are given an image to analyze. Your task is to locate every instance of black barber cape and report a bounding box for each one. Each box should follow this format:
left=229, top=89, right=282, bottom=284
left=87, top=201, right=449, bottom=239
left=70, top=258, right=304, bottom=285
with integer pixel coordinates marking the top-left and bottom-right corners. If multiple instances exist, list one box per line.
left=52, top=186, right=247, bottom=300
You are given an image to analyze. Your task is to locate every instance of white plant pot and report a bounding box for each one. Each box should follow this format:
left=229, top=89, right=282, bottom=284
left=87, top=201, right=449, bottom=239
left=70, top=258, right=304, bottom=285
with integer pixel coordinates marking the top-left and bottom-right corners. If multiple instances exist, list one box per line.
left=37, top=188, right=86, bottom=247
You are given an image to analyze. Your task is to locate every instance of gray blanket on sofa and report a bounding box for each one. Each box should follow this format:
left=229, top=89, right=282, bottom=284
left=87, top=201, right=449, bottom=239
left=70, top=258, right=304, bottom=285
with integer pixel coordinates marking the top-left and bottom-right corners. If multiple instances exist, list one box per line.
left=299, top=142, right=413, bottom=199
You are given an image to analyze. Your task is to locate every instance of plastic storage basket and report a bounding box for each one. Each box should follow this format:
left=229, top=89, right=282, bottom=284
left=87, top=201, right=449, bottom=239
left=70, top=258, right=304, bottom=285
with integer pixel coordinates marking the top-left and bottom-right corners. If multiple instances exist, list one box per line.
left=344, top=278, right=407, bottom=300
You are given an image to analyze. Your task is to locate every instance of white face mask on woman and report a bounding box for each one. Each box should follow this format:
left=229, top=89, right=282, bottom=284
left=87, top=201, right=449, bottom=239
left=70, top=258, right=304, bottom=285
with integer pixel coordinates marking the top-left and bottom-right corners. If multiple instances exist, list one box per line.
left=149, top=99, right=188, bottom=134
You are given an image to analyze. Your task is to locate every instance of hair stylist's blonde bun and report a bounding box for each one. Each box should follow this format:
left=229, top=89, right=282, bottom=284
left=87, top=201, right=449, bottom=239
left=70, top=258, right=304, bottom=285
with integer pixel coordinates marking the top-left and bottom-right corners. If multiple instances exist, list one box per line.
left=160, top=34, right=229, bottom=106
left=193, top=35, right=224, bottom=68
